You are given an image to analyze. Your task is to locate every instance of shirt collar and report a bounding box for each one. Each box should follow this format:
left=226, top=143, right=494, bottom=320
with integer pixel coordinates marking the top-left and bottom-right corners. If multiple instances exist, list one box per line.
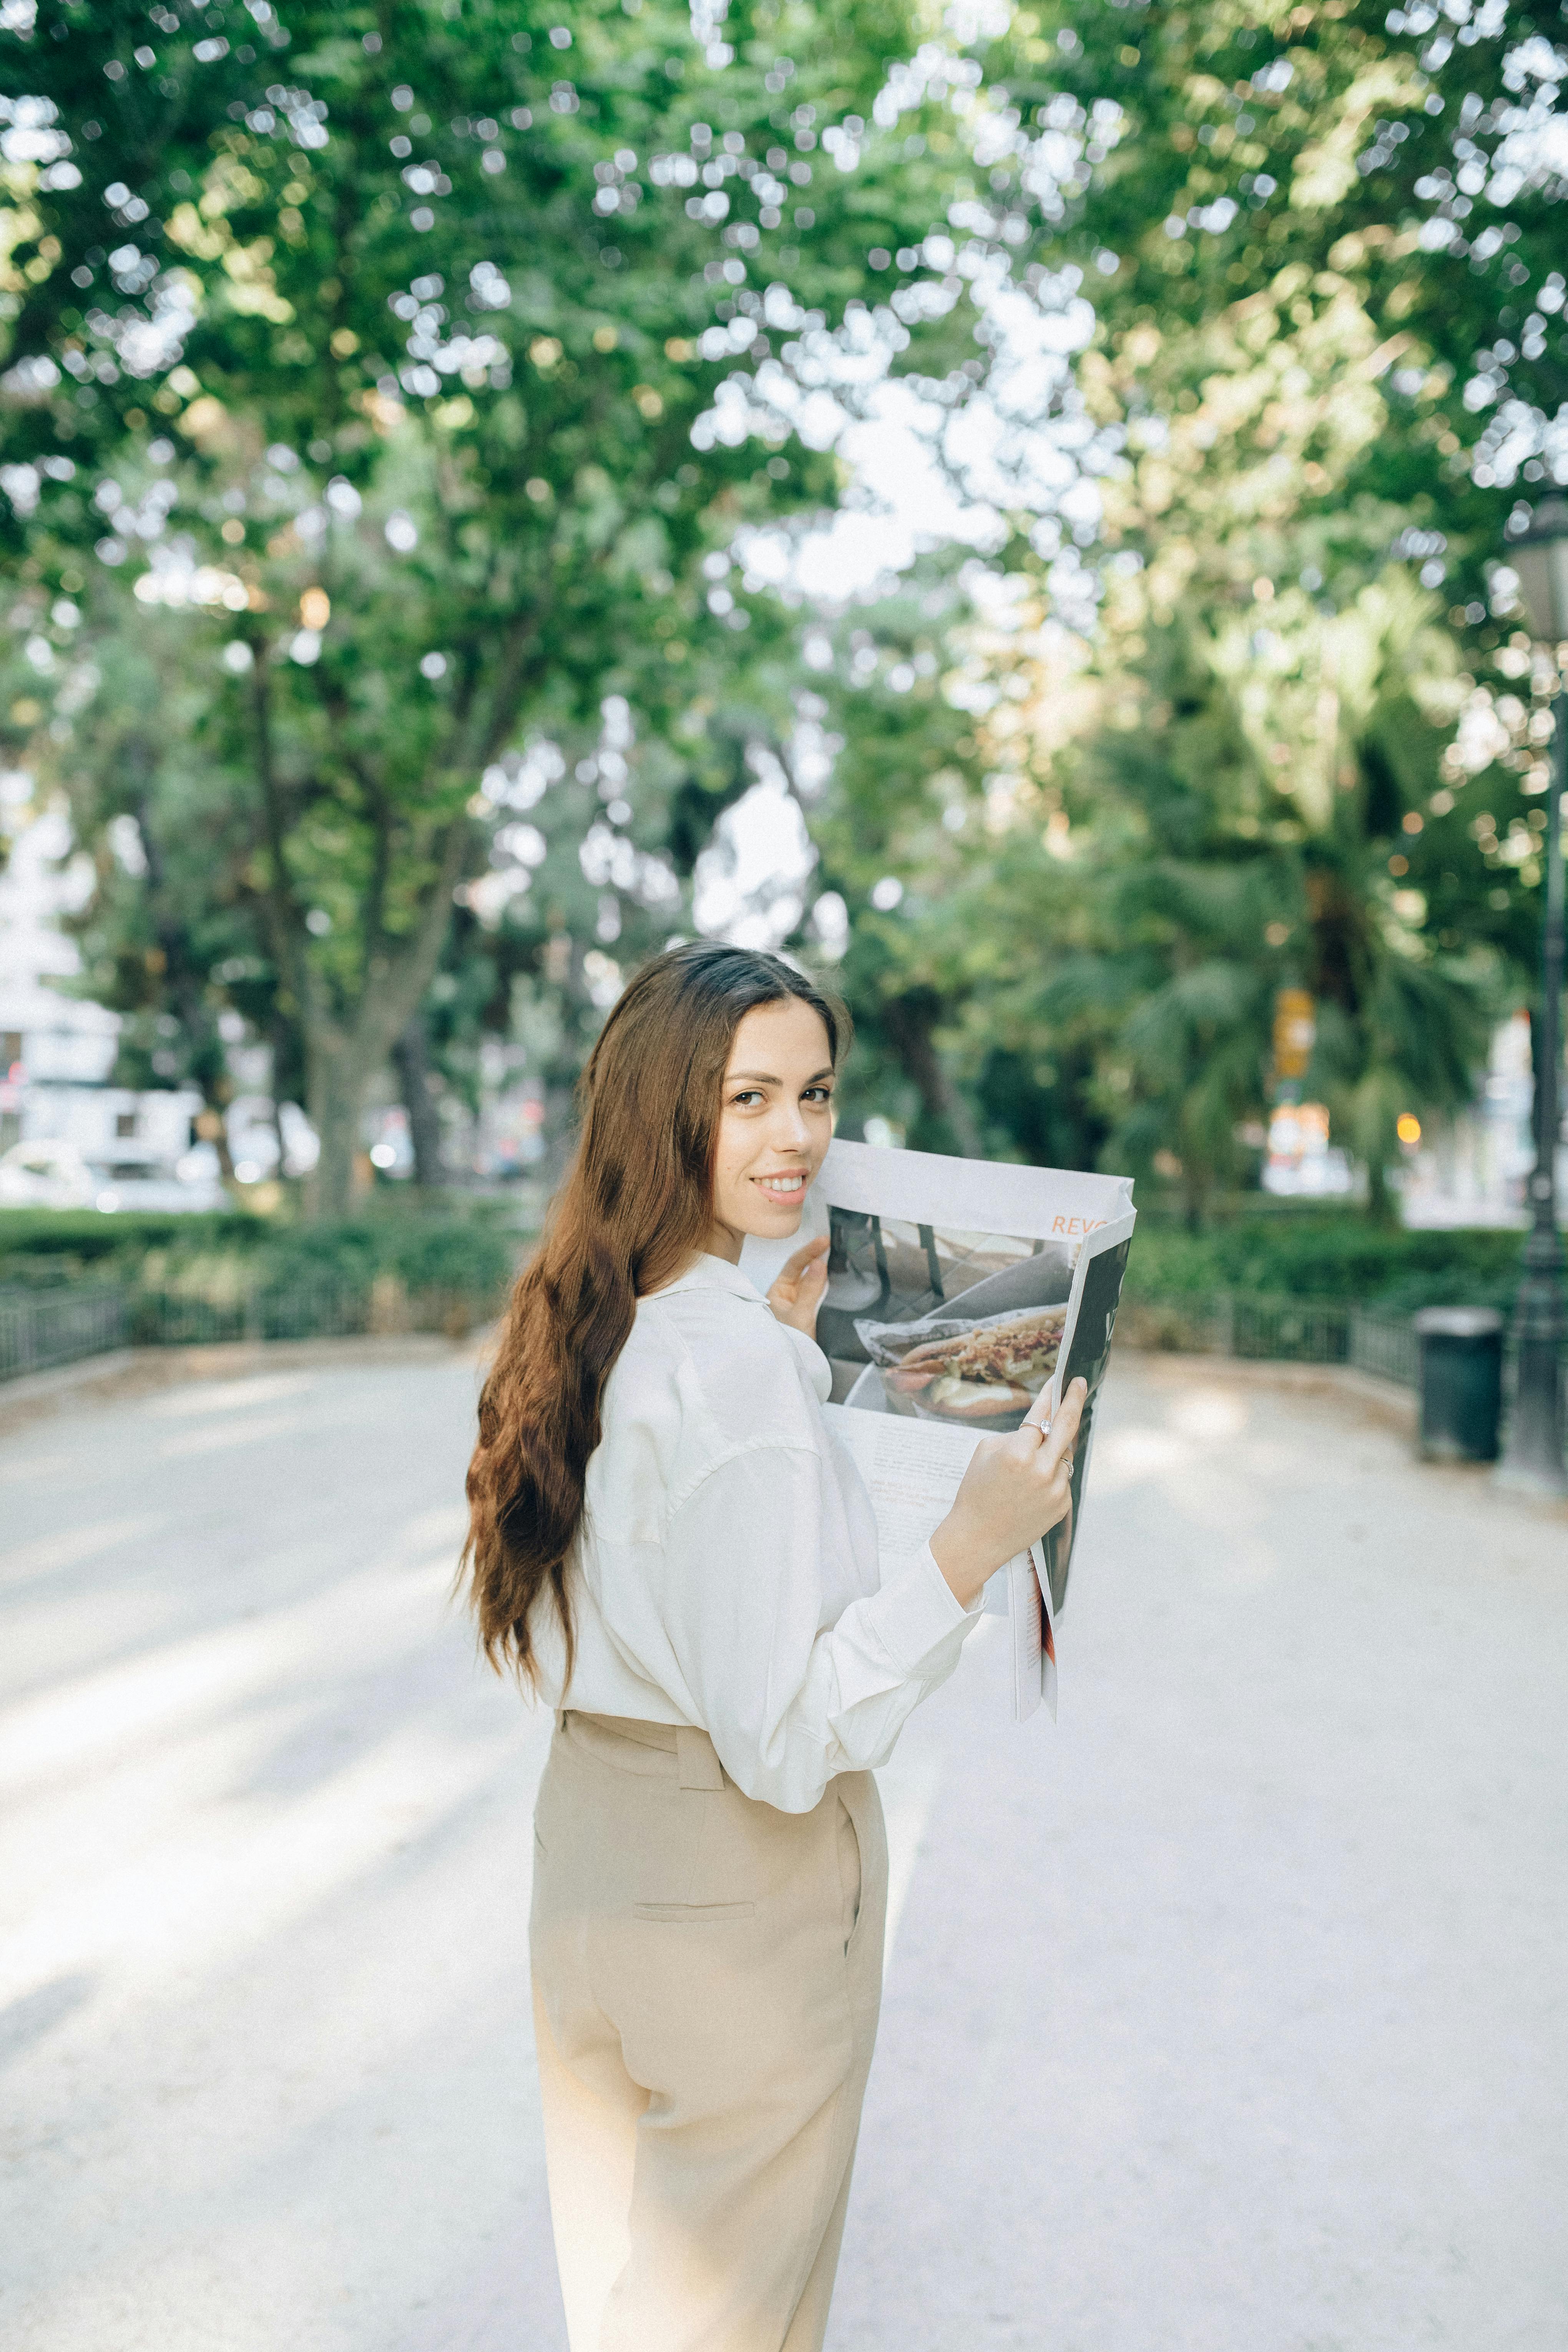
left=646, top=1251, right=770, bottom=1307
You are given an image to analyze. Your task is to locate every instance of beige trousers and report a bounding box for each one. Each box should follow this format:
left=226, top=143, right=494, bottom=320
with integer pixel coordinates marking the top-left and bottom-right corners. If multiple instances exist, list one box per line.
left=530, top=1710, right=888, bottom=2352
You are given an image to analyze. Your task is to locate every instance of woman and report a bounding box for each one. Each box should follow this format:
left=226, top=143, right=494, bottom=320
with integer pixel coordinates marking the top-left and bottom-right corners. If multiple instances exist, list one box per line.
left=462, top=942, right=1084, bottom=2352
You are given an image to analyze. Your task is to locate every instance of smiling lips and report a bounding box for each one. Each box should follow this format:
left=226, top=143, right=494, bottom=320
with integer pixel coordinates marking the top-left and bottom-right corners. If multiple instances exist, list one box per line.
left=755, top=1170, right=808, bottom=1202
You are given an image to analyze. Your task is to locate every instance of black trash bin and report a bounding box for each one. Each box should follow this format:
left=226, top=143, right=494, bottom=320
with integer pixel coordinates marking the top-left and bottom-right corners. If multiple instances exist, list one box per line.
left=1414, top=1307, right=1504, bottom=1462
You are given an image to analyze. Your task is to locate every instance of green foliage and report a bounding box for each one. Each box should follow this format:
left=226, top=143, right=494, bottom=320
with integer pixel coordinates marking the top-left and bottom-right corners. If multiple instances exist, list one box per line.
left=50, top=606, right=275, bottom=1131
left=0, top=1199, right=521, bottom=1299
left=997, top=0, right=1566, bottom=570
left=2, top=0, right=987, bottom=1207
left=1087, top=574, right=1504, bottom=1216
left=1124, top=1209, right=1535, bottom=1312
left=231, top=1207, right=520, bottom=1297
left=2, top=1196, right=1533, bottom=1322
left=0, top=1204, right=269, bottom=1279
left=793, top=0, right=1563, bottom=1214
left=799, top=562, right=991, bottom=1149
left=5, top=0, right=1562, bottom=1233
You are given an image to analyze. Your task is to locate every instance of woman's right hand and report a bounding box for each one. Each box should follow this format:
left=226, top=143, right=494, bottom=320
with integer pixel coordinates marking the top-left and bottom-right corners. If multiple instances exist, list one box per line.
left=929, top=1377, right=1087, bottom=1610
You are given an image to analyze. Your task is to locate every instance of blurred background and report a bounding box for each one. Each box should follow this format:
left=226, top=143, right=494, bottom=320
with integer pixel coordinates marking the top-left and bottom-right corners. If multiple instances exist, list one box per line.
left=3, top=9, right=1568, bottom=2348
left=1, top=0, right=1566, bottom=1362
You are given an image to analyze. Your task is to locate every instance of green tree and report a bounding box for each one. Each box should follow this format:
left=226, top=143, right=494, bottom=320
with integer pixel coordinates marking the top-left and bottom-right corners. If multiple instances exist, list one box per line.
left=993, top=0, right=1568, bottom=558
left=57, top=608, right=272, bottom=1169
left=798, top=0, right=1563, bottom=1210
left=2, top=0, right=988, bottom=1209
left=925, top=434, right=1522, bottom=1215
left=791, top=559, right=990, bottom=1152
left=1062, top=577, right=1499, bottom=1222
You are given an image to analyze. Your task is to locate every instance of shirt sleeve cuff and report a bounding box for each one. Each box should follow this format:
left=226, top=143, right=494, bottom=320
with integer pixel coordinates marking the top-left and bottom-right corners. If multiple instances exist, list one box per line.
left=861, top=1540, right=980, bottom=1676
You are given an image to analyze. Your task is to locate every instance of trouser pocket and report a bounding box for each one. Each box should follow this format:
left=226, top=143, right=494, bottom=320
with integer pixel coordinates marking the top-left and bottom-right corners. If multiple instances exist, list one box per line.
left=835, top=1794, right=862, bottom=1953
left=832, top=1773, right=888, bottom=1984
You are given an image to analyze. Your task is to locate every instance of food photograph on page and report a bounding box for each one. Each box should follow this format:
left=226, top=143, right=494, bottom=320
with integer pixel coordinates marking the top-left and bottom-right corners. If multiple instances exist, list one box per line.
left=817, top=1210, right=1076, bottom=1430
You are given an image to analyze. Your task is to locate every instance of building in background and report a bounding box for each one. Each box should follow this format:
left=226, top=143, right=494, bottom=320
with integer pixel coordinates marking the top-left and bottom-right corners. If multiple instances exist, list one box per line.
left=1255, top=970, right=1553, bottom=1223
left=1400, top=1011, right=1554, bottom=1229
left=1, top=807, right=119, bottom=1153
left=0, top=805, right=218, bottom=1207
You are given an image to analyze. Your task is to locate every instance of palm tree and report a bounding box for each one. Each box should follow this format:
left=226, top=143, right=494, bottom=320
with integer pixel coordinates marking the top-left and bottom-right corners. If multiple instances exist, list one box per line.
left=907, top=571, right=1502, bottom=1222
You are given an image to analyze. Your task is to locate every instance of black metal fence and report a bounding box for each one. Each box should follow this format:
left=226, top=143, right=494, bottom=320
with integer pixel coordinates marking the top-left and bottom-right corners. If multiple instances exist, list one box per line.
left=0, top=1287, right=128, bottom=1383
left=0, top=1277, right=1520, bottom=1397
left=1116, top=1292, right=1420, bottom=1383
left=0, top=1277, right=500, bottom=1384
left=1348, top=1305, right=1422, bottom=1389
left=125, top=1281, right=370, bottom=1348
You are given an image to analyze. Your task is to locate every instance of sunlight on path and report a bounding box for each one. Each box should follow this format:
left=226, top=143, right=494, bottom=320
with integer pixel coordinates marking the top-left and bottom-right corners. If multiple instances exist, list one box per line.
left=4, top=1352, right=1564, bottom=2351
left=829, top=1360, right=1568, bottom=2352
left=0, top=1355, right=559, bottom=2352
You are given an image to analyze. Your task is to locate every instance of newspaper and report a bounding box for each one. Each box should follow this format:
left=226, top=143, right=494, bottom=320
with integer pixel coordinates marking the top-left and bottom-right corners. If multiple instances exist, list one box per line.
left=742, top=1138, right=1135, bottom=1722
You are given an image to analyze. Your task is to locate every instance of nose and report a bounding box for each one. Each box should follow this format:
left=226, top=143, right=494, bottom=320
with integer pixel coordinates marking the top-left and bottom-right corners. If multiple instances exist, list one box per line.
left=770, top=1096, right=811, bottom=1153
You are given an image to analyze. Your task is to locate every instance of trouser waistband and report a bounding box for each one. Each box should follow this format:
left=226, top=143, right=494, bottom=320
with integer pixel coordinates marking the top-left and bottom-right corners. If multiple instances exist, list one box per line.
left=556, top=1709, right=727, bottom=1792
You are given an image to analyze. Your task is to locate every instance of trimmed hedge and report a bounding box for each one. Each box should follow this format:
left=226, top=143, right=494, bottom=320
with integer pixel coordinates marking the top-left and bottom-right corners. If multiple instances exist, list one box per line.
left=0, top=1207, right=267, bottom=1280
left=0, top=1200, right=1545, bottom=1321
left=0, top=1203, right=526, bottom=1309
left=1123, top=1213, right=1537, bottom=1314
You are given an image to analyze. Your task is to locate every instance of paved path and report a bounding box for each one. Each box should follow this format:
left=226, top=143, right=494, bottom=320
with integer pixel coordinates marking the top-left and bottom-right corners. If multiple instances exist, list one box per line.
left=2, top=1349, right=1564, bottom=2350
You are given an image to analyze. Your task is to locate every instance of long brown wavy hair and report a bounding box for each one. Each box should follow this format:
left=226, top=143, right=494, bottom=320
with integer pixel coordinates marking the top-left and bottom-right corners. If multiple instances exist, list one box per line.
left=460, top=941, right=849, bottom=1685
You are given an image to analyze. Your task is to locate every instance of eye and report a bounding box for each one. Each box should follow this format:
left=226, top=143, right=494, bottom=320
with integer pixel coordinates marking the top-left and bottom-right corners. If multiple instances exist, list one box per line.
left=802, top=1085, right=834, bottom=1103
left=729, top=1088, right=766, bottom=1107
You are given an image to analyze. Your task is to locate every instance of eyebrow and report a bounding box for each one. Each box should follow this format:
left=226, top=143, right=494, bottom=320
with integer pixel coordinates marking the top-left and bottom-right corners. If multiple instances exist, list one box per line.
left=726, top=1067, right=836, bottom=1085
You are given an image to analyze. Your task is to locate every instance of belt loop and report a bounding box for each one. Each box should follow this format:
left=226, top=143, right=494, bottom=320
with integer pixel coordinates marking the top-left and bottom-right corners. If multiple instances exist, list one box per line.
left=675, top=1725, right=726, bottom=1792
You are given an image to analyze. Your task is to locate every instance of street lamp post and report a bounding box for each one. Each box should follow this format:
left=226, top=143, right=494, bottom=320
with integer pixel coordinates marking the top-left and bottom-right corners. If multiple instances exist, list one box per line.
left=1497, top=497, right=1568, bottom=1498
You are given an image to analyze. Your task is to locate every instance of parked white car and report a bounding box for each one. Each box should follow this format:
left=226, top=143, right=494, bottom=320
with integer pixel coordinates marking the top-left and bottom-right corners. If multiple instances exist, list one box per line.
left=0, top=1139, right=97, bottom=1210
left=0, top=1138, right=228, bottom=1214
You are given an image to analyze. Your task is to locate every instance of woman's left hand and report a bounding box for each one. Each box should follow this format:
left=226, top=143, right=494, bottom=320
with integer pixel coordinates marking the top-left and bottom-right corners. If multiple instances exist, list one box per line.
left=768, top=1235, right=829, bottom=1337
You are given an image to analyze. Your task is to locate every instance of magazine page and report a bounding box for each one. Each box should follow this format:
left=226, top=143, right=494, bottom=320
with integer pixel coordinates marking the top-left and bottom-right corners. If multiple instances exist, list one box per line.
left=1036, top=1208, right=1136, bottom=1617
left=824, top=1405, right=1058, bottom=1723
left=808, top=1138, right=1131, bottom=1419
left=1010, top=1546, right=1057, bottom=1724
left=749, top=1138, right=1134, bottom=1722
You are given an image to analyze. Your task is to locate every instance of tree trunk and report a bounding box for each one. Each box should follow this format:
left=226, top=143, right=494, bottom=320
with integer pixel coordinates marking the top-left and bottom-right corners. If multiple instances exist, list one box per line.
left=306, top=1040, right=371, bottom=1221
left=879, top=989, right=979, bottom=1156
left=291, top=823, right=470, bottom=1221
left=202, top=1100, right=238, bottom=1184
left=392, top=1011, right=445, bottom=1189
left=1365, top=1153, right=1395, bottom=1224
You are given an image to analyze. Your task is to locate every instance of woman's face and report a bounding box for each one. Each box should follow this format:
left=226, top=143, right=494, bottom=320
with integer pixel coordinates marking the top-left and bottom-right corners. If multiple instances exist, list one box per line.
left=707, top=998, right=836, bottom=1258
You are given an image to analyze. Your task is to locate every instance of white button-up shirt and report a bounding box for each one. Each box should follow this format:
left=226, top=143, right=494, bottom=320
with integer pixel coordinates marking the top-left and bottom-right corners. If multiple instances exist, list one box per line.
left=529, top=1252, right=980, bottom=1813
